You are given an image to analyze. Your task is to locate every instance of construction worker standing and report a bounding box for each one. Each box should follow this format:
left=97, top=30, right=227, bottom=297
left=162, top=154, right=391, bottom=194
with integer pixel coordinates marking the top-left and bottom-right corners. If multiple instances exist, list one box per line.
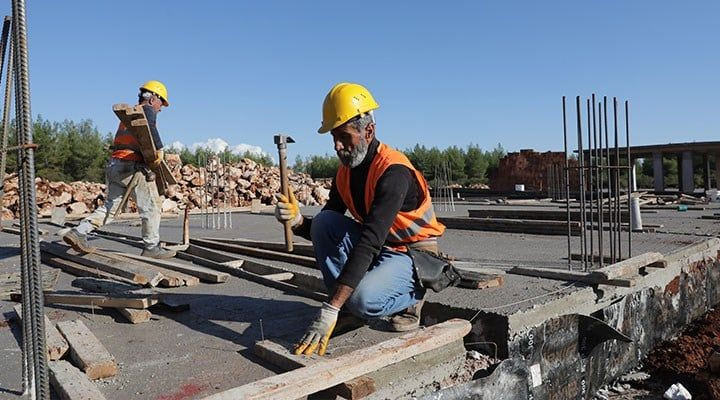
left=61, top=80, right=176, bottom=259
left=275, top=82, right=446, bottom=356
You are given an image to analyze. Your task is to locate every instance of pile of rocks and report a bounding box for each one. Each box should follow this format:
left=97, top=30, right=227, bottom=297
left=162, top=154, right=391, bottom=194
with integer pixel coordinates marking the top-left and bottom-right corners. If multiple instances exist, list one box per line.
left=0, top=155, right=331, bottom=219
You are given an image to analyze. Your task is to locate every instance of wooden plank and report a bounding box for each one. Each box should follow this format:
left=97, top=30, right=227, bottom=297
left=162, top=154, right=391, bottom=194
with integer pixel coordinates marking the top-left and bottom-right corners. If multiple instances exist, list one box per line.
left=190, top=238, right=317, bottom=268
left=509, top=266, right=636, bottom=287
left=468, top=208, right=631, bottom=222
left=202, top=237, right=315, bottom=258
left=49, top=360, right=107, bottom=400
left=56, top=319, right=117, bottom=379
left=44, top=292, right=157, bottom=309
left=202, top=319, right=471, bottom=400
left=117, top=308, right=151, bottom=324
left=588, top=252, right=666, bottom=280
left=185, top=244, right=327, bottom=294
left=13, top=304, right=69, bottom=361
left=438, top=217, right=581, bottom=236
left=40, top=242, right=163, bottom=286
left=176, top=250, right=328, bottom=302
left=107, top=251, right=229, bottom=283
left=42, top=254, right=139, bottom=285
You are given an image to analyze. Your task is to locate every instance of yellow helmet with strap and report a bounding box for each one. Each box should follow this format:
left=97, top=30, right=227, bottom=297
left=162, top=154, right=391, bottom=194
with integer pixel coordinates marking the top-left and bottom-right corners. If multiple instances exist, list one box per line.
left=318, top=82, right=378, bottom=133
left=139, top=80, right=169, bottom=106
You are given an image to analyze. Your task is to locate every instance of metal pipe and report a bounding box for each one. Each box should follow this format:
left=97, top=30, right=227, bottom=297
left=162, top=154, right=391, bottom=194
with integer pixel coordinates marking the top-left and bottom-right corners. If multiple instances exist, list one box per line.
left=586, top=98, right=593, bottom=270
left=13, top=0, right=49, bottom=396
left=575, top=96, right=587, bottom=271
left=562, top=97, right=571, bottom=269
left=597, top=100, right=604, bottom=268
left=614, top=97, right=621, bottom=261
left=625, top=100, right=632, bottom=257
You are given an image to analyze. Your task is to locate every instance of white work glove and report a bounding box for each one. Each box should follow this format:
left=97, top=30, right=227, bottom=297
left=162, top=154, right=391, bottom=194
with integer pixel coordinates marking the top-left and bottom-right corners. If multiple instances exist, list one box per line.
left=294, top=302, right=339, bottom=356
left=274, top=191, right=303, bottom=228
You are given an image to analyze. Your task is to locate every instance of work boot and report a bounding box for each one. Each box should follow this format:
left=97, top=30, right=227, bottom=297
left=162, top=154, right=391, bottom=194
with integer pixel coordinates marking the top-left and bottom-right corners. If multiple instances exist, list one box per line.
left=61, top=228, right=95, bottom=253
left=388, top=299, right=424, bottom=332
left=141, top=246, right=177, bottom=259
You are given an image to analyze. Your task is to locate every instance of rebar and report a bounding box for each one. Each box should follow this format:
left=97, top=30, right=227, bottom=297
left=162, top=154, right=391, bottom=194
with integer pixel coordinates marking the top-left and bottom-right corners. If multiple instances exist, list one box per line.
left=597, top=100, right=604, bottom=268
left=625, top=100, right=632, bottom=257
left=575, top=96, right=587, bottom=271
left=586, top=98, right=593, bottom=271
left=12, top=0, right=49, bottom=396
left=613, top=97, right=621, bottom=261
left=562, top=96, right=571, bottom=269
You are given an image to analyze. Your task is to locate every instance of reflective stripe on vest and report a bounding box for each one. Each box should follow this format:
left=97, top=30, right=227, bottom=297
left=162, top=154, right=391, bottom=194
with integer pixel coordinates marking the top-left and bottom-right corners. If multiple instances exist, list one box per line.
left=111, top=122, right=143, bottom=161
left=335, top=142, right=445, bottom=246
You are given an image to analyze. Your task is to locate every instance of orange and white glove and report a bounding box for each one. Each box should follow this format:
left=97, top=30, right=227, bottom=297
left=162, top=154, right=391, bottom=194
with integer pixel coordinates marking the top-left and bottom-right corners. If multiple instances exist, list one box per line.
left=274, top=191, right=303, bottom=228
left=294, top=302, right=339, bottom=356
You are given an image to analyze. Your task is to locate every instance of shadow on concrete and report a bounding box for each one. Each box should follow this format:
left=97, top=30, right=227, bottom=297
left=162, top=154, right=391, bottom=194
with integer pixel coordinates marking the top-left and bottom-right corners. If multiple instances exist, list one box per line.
left=0, top=245, right=21, bottom=261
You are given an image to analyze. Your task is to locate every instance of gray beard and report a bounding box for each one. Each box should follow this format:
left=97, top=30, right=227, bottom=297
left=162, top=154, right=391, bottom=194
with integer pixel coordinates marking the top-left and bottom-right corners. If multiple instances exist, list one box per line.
left=338, top=139, right=369, bottom=168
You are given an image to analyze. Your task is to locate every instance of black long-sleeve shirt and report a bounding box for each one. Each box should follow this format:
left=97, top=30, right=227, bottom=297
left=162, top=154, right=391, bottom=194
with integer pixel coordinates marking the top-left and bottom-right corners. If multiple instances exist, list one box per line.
left=142, top=104, right=163, bottom=150
left=295, top=138, right=422, bottom=288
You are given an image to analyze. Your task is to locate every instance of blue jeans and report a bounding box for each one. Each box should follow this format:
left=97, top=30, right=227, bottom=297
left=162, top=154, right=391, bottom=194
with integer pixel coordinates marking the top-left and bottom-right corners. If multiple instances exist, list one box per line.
left=310, top=210, right=425, bottom=319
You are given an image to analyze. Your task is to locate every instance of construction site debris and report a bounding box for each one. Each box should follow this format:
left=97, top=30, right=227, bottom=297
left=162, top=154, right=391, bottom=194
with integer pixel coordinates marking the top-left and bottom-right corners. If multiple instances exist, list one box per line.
left=0, top=157, right=332, bottom=219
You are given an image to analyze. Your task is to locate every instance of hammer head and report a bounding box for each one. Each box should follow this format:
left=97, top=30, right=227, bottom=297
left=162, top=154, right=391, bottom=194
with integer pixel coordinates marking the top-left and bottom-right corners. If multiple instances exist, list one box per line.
left=274, top=134, right=295, bottom=147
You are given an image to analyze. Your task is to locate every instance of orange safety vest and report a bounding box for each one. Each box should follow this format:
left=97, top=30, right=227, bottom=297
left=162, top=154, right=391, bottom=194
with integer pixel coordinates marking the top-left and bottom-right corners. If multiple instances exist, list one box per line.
left=335, top=142, right=445, bottom=250
left=111, top=122, right=143, bottom=162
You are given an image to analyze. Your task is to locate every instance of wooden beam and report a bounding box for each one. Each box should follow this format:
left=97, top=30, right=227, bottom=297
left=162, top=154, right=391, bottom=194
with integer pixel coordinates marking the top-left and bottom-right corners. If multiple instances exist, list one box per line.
left=587, top=252, right=666, bottom=280
left=40, top=242, right=163, bottom=286
left=71, top=277, right=143, bottom=294
left=56, top=319, right=117, bottom=379
left=42, top=254, right=139, bottom=285
left=13, top=304, right=69, bottom=360
left=438, top=217, right=581, bottom=236
left=468, top=208, right=631, bottom=222
left=44, top=292, right=157, bottom=309
left=49, top=360, right=107, bottom=400
left=201, top=319, right=471, bottom=400
left=107, top=251, right=229, bottom=283
left=190, top=238, right=317, bottom=268
left=117, top=308, right=152, bottom=324
left=509, top=266, right=637, bottom=287
left=202, top=237, right=315, bottom=258
left=261, top=272, right=294, bottom=281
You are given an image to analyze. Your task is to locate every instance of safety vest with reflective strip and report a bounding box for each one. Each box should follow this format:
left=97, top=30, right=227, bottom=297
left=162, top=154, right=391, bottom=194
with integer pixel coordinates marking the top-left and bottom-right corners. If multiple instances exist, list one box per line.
left=111, top=122, right=143, bottom=162
left=335, top=142, right=445, bottom=249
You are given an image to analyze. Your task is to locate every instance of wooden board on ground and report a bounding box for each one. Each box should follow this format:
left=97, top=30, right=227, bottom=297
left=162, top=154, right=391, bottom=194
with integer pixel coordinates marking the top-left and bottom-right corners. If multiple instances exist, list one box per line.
left=190, top=238, right=317, bottom=268
left=1, top=268, right=58, bottom=299
left=438, top=217, right=581, bottom=236
left=56, top=319, right=117, bottom=379
left=71, top=277, right=143, bottom=294
left=49, top=360, right=107, bottom=400
left=42, top=254, right=139, bottom=286
left=13, top=304, right=69, bottom=360
left=117, top=307, right=151, bottom=324
left=202, top=237, right=315, bottom=258
left=44, top=292, right=157, bottom=309
left=253, top=339, right=465, bottom=399
left=40, top=241, right=163, bottom=286
left=468, top=208, right=631, bottom=222
left=107, top=251, right=229, bottom=283
left=587, top=252, right=666, bottom=280
left=509, top=266, right=637, bottom=287
left=202, top=319, right=471, bottom=400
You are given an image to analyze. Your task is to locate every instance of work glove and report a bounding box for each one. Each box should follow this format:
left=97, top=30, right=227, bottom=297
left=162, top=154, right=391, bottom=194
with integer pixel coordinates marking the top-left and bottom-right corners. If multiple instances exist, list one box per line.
left=294, top=302, right=339, bottom=356
left=274, top=191, right=303, bottom=228
left=151, top=149, right=164, bottom=168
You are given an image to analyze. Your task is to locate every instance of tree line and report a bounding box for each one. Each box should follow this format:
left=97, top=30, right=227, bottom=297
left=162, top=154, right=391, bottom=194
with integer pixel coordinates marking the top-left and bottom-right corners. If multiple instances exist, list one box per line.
left=293, top=143, right=507, bottom=185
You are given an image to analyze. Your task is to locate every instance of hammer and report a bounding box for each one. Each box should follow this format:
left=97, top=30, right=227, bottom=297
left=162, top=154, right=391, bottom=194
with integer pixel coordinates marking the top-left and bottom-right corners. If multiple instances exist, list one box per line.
left=274, top=134, right=295, bottom=252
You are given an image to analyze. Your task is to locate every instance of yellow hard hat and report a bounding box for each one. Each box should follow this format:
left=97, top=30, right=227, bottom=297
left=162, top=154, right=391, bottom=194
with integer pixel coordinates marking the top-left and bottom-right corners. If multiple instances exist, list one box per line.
left=139, top=80, right=169, bottom=106
left=318, top=82, right=379, bottom=133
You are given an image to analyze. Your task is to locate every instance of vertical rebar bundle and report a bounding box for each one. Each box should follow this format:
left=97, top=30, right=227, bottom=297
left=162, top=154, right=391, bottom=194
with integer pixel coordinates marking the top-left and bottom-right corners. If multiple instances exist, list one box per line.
left=12, top=0, right=49, bottom=397
left=433, top=161, right=455, bottom=212
left=198, top=151, right=230, bottom=230
left=563, top=94, right=633, bottom=271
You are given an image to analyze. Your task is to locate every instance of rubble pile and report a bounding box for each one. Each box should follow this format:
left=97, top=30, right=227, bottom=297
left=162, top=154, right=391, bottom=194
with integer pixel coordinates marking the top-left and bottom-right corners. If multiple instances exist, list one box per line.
left=0, top=154, right=331, bottom=218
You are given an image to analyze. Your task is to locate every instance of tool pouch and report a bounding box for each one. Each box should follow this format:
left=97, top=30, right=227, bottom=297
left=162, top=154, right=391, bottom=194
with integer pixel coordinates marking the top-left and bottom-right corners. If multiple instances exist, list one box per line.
left=407, top=248, right=461, bottom=292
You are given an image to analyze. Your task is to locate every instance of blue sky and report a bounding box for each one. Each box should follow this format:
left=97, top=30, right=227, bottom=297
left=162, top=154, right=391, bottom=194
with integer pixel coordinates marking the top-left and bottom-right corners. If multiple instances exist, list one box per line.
left=22, top=1, right=720, bottom=160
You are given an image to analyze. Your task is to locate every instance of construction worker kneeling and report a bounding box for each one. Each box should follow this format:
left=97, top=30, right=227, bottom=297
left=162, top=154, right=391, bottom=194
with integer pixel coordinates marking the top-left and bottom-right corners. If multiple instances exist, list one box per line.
left=275, top=82, right=458, bottom=357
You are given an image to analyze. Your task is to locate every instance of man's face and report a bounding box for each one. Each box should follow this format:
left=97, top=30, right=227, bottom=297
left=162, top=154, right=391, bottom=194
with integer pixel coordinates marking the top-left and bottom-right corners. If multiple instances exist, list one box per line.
left=149, top=95, right=164, bottom=113
left=331, top=121, right=374, bottom=168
